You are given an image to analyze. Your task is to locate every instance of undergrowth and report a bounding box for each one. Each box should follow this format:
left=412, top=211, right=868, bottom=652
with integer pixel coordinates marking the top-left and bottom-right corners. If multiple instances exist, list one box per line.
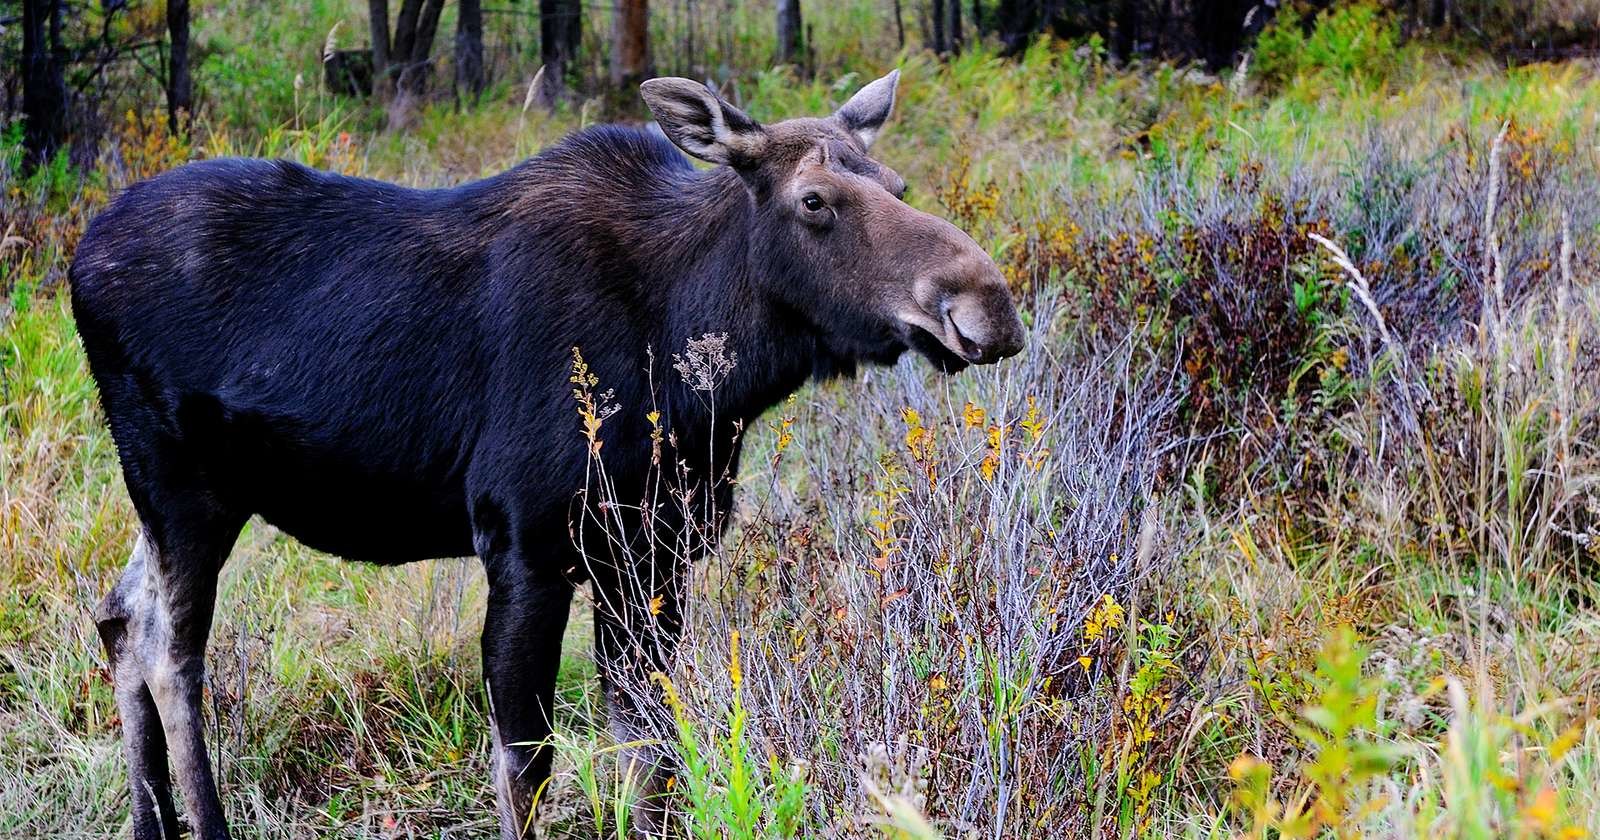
left=3, top=5, right=1600, bottom=836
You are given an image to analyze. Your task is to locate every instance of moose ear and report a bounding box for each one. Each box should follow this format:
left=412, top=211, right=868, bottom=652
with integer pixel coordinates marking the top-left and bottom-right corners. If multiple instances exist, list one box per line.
left=835, top=69, right=899, bottom=149
left=640, top=78, right=766, bottom=166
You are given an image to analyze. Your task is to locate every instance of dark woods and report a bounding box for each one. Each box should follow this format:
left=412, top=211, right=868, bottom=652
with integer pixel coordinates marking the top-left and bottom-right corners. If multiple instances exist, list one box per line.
left=13, top=0, right=191, bottom=166
left=6, top=1, right=1592, bottom=169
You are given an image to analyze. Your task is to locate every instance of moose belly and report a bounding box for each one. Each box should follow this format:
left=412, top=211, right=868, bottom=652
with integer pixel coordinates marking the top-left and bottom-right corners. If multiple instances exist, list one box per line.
left=248, top=466, right=475, bottom=565
left=181, top=393, right=478, bottom=565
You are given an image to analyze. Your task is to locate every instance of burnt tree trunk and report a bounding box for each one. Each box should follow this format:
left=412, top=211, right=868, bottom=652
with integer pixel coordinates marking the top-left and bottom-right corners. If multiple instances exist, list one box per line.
left=932, top=0, right=947, bottom=53
left=369, top=0, right=392, bottom=95
left=538, top=0, right=583, bottom=104
left=167, top=0, right=192, bottom=133
left=21, top=0, right=67, bottom=164
left=611, top=0, right=651, bottom=88
left=456, top=0, right=485, bottom=101
left=947, top=0, right=963, bottom=51
left=777, top=0, right=804, bottom=68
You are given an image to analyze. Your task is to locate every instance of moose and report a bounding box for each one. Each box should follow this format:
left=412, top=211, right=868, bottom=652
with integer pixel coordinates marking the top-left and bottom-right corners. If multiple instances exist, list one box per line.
left=70, top=70, right=1023, bottom=838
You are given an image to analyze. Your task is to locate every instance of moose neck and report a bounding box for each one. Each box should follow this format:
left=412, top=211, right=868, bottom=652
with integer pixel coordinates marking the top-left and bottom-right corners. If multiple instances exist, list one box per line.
left=642, top=165, right=820, bottom=439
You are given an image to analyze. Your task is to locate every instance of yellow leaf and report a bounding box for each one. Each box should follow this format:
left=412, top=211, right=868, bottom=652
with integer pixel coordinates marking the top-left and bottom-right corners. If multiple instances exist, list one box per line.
left=1521, top=787, right=1558, bottom=829
left=1549, top=724, right=1583, bottom=762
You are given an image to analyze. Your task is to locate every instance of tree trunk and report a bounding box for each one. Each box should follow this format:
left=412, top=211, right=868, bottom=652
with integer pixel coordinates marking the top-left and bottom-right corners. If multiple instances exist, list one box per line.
left=932, top=0, right=947, bottom=53
left=682, top=0, right=697, bottom=74
left=1197, top=0, right=1242, bottom=72
left=403, top=0, right=445, bottom=93
left=387, top=0, right=444, bottom=95
left=971, top=0, right=984, bottom=34
left=456, top=0, right=485, bottom=101
left=1114, top=0, right=1137, bottom=60
left=1429, top=0, right=1448, bottom=28
left=167, top=0, right=192, bottom=133
left=538, top=0, right=582, bottom=105
left=893, top=0, right=905, bottom=48
left=391, top=0, right=424, bottom=79
left=995, top=0, right=1037, bottom=55
left=777, top=0, right=804, bottom=68
left=369, top=0, right=392, bottom=95
left=611, top=0, right=651, bottom=88
left=21, top=0, right=67, bottom=164
left=1153, top=0, right=1170, bottom=56
left=947, top=0, right=963, bottom=51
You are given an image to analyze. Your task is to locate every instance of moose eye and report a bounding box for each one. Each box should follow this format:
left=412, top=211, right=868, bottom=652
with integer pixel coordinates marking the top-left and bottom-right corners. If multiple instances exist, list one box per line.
left=802, top=193, right=825, bottom=213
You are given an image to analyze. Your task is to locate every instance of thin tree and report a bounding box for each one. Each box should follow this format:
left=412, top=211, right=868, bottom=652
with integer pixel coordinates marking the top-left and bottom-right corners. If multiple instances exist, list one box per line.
left=369, top=0, right=392, bottom=96
left=456, top=0, right=485, bottom=101
left=611, top=0, right=651, bottom=88
left=21, top=0, right=67, bottom=164
left=777, top=0, right=805, bottom=69
left=538, top=0, right=582, bottom=105
left=995, top=0, right=1038, bottom=55
left=1114, top=0, right=1137, bottom=59
left=374, top=0, right=446, bottom=97
left=402, top=0, right=446, bottom=94
left=947, top=0, right=963, bottom=51
left=391, top=0, right=424, bottom=81
left=1195, top=0, right=1243, bottom=71
left=680, top=0, right=698, bottom=75
left=932, top=0, right=947, bottom=53
left=167, top=0, right=192, bottom=133
left=893, top=0, right=906, bottom=48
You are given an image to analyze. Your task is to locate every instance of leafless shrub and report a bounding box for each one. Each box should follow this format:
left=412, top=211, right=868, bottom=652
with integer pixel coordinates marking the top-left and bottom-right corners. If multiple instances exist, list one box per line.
left=568, top=293, right=1184, bottom=836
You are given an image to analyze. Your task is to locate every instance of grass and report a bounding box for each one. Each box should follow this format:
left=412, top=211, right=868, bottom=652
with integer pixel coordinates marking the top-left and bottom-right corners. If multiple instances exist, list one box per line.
left=4, top=1, right=1600, bottom=836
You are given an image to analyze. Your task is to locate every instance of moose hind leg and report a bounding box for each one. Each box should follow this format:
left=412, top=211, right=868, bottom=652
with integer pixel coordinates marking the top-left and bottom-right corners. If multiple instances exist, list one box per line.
left=96, top=534, right=181, bottom=840
left=481, top=570, right=574, bottom=840
left=114, top=522, right=240, bottom=840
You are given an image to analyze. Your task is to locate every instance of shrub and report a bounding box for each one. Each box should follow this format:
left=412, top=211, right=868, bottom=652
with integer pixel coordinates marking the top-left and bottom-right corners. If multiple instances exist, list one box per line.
left=1254, top=2, right=1403, bottom=91
left=573, top=294, right=1184, bottom=836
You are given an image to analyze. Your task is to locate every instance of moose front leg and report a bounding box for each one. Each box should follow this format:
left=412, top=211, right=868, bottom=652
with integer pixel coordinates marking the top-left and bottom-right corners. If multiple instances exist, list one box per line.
left=591, top=564, right=684, bottom=838
left=480, top=565, right=574, bottom=840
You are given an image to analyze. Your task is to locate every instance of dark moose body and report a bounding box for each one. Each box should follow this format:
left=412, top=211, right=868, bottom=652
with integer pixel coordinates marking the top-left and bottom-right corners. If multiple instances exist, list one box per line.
left=70, top=72, right=1023, bottom=838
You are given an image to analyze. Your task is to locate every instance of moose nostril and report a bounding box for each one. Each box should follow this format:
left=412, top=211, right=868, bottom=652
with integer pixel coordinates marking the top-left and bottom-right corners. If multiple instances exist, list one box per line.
left=943, top=288, right=1024, bottom=363
left=947, top=301, right=991, bottom=351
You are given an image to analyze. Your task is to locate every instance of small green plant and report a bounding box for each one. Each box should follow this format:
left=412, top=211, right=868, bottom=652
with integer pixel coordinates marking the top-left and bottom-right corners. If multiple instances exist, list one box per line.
left=1229, top=627, right=1404, bottom=838
left=654, top=632, right=813, bottom=840
left=1254, top=2, right=1402, bottom=91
